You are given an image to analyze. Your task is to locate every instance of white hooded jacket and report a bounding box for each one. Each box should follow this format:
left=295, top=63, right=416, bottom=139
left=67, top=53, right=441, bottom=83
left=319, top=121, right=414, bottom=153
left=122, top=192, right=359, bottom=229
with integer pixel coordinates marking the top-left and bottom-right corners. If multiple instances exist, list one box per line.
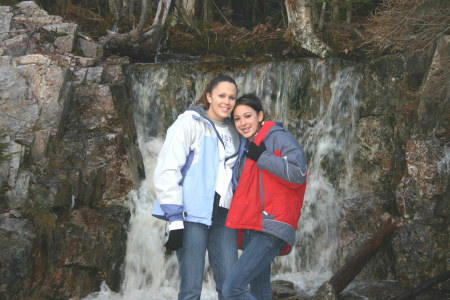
left=152, top=106, right=240, bottom=227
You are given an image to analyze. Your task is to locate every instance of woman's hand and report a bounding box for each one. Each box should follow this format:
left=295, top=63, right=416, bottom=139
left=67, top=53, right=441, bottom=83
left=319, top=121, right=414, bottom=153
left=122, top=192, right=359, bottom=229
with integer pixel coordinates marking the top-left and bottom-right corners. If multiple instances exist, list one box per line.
left=245, top=141, right=266, bottom=162
left=164, top=229, right=184, bottom=251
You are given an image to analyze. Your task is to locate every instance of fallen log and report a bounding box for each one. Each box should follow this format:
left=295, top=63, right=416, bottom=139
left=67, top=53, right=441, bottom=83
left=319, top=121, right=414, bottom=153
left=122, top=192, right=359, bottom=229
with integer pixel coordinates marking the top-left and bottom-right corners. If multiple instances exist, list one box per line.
left=328, top=216, right=398, bottom=294
left=389, top=270, right=450, bottom=300
left=314, top=215, right=398, bottom=299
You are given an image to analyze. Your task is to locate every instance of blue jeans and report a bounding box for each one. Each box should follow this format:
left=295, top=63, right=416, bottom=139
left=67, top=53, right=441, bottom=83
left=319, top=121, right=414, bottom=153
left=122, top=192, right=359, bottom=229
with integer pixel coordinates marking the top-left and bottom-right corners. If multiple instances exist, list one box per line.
left=177, top=207, right=237, bottom=300
left=222, top=230, right=286, bottom=300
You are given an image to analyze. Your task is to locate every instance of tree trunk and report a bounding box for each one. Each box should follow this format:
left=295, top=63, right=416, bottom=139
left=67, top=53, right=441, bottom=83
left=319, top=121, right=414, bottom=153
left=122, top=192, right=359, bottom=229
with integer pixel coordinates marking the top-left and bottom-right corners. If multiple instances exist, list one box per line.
left=252, top=0, right=257, bottom=24
left=332, top=0, right=339, bottom=22
left=202, top=0, right=213, bottom=23
left=122, top=0, right=137, bottom=21
left=108, top=0, right=121, bottom=21
left=129, top=0, right=137, bottom=25
left=176, top=0, right=202, bottom=37
left=96, top=0, right=102, bottom=15
left=181, top=0, right=196, bottom=20
left=284, top=0, right=330, bottom=58
left=311, top=0, right=318, bottom=25
left=61, top=0, right=67, bottom=16
left=346, top=0, right=352, bottom=23
left=281, top=1, right=287, bottom=28
left=132, top=0, right=149, bottom=37
left=143, top=0, right=172, bottom=39
left=319, top=1, right=326, bottom=31
left=130, top=0, right=137, bottom=14
left=122, top=0, right=129, bottom=17
left=153, top=0, right=172, bottom=28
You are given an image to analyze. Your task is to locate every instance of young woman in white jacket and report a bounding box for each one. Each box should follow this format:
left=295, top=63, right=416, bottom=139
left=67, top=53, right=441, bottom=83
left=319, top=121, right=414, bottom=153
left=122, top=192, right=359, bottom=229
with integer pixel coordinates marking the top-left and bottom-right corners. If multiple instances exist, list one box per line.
left=152, top=75, right=240, bottom=300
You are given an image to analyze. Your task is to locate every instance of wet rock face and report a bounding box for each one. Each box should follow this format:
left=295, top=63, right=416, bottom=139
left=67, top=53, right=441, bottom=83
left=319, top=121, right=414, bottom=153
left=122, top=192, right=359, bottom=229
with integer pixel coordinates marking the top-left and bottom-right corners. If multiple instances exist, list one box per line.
left=353, top=115, right=394, bottom=195
left=27, top=207, right=129, bottom=299
left=0, top=2, right=141, bottom=300
left=340, top=42, right=449, bottom=288
left=0, top=212, right=35, bottom=298
left=392, top=136, right=448, bottom=287
left=0, top=2, right=448, bottom=299
left=49, top=82, right=136, bottom=208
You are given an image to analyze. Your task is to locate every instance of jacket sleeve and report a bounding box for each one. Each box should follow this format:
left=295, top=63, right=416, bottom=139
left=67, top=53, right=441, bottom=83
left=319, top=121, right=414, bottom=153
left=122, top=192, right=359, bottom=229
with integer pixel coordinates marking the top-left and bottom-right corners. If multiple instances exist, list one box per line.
left=256, top=130, right=307, bottom=184
left=153, top=115, right=196, bottom=222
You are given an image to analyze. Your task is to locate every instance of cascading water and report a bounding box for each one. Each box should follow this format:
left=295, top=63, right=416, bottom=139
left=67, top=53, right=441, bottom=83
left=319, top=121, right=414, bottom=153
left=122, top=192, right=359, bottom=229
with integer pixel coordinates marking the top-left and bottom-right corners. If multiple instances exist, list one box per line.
left=271, top=64, right=362, bottom=295
left=84, top=59, right=361, bottom=299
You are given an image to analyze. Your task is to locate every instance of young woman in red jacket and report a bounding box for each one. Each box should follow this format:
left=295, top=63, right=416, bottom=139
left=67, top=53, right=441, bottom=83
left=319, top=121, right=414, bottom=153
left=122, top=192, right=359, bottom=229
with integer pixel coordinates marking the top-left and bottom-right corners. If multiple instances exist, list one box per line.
left=223, top=94, right=307, bottom=300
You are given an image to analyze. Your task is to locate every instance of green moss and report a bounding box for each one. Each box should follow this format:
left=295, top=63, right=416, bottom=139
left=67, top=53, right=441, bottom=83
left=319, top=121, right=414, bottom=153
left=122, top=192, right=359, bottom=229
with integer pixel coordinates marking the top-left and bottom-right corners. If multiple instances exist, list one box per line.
left=6, top=0, right=21, bottom=6
left=72, top=48, right=84, bottom=57
left=23, top=204, right=59, bottom=277
left=24, top=206, right=57, bottom=241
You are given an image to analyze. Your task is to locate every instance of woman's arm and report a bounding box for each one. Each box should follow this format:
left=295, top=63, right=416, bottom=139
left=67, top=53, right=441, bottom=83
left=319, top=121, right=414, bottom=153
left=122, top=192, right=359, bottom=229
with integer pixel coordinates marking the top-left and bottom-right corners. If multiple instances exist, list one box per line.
left=154, top=116, right=195, bottom=223
left=256, top=130, right=307, bottom=184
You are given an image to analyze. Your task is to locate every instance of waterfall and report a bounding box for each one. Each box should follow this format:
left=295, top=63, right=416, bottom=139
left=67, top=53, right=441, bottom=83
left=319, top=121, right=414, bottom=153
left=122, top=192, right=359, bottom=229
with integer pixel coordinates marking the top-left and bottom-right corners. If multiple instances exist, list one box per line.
left=272, top=64, right=362, bottom=295
left=83, top=59, right=361, bottom=299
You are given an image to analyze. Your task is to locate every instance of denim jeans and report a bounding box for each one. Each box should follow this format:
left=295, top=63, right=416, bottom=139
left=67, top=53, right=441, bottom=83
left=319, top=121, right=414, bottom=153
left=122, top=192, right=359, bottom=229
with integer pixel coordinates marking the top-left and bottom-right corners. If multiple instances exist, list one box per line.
left=222, top=230, right=286, bottom=300
left=176, top=207, right=237, bottom=300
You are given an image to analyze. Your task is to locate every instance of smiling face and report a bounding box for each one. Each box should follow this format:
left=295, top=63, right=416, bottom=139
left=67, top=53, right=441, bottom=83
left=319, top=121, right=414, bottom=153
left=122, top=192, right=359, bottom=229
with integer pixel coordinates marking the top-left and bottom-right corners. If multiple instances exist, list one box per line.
left=205, top=81, right=237, bottom=122
left=233, top=104, right=264, bottom=141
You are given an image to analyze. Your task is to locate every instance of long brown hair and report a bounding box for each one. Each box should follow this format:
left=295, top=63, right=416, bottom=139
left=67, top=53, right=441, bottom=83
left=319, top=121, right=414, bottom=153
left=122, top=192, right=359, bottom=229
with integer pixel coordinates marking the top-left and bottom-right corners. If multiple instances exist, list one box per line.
left=197, top=75, right=238, bottom=109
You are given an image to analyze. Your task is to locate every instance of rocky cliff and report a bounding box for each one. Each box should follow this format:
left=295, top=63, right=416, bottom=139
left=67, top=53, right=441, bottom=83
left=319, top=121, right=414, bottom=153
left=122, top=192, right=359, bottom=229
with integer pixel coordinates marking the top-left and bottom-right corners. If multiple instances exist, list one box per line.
left=0, top=2, right=143, bottom=299
left=0, top=1, right=448, bottom=300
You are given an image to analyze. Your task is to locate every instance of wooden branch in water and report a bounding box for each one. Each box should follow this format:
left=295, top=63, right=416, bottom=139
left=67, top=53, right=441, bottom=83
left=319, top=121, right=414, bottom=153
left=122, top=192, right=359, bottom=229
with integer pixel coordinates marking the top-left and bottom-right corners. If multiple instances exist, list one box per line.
left=328, top=216, right=398, bottom=295
left=389, top=270, right=450, bottom=300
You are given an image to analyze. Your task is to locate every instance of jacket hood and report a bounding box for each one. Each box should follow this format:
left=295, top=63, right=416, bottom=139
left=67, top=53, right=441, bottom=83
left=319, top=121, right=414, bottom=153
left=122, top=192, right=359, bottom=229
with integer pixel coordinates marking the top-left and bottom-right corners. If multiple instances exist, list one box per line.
left=185, top=105, right=235, bottom=128
left=264, top=121, right=285, bottom=138
left=186, top=105, right=207, bottom=118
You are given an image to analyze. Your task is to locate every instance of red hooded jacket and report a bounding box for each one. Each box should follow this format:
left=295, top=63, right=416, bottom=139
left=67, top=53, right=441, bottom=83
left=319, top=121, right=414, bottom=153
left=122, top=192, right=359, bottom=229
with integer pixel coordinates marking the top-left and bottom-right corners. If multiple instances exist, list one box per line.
left=226, top=121, right=307, bottom=255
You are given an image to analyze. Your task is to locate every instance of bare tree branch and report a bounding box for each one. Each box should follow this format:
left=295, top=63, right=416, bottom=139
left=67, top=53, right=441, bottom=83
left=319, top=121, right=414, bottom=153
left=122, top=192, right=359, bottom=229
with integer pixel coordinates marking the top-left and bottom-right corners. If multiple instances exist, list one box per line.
left=364, top=0, right=450, bottom=53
